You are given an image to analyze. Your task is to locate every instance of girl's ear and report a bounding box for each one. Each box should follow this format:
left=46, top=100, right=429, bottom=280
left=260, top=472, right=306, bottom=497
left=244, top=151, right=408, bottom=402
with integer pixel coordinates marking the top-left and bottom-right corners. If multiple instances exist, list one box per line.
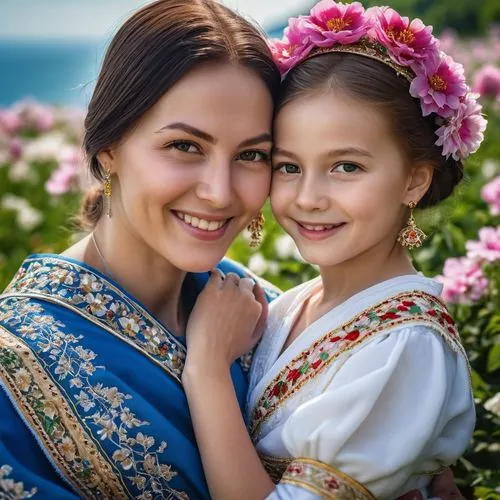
left=404, top=163, right=434, bottom=205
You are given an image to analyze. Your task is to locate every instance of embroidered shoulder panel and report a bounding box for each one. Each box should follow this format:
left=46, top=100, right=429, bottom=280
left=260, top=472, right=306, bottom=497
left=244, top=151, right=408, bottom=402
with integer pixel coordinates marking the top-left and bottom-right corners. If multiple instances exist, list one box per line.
left=3, top=257, right=186, bottom=383
left=0, top=464, right=37, bottom=499
left=250, top=291, right=467, bottom=438
left=0, top=297, right=188, bottom=500
left=281, top=458, right=376, bottom=499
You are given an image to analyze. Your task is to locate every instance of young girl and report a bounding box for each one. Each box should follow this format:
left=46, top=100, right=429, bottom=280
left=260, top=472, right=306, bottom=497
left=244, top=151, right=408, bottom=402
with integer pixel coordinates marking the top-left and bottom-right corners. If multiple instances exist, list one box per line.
left=183, top=2, right=483, bottom=499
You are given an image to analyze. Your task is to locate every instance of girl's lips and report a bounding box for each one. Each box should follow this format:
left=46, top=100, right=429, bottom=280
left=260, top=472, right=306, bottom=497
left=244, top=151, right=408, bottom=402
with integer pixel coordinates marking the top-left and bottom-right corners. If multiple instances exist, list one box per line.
left=296, top=221, right=347, bottom=240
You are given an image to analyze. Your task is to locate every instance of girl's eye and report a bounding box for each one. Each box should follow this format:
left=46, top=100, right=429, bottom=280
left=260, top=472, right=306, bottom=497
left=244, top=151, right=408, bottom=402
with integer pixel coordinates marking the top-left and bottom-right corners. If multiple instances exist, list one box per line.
left=237, top=151, right=270, bottom=162
left=333, top=162, right=360, bottom=173
left=275, top=163, right=301, bottom=174
left=165, top=141, right=199, bottom=153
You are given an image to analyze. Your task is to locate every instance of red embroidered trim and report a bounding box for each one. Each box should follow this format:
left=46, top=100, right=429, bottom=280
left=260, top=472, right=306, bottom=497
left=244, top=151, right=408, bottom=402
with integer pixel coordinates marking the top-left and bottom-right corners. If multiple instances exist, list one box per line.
left=281, top=457, right=376, bottom=499
left=250, top=291, right=464, bottom=438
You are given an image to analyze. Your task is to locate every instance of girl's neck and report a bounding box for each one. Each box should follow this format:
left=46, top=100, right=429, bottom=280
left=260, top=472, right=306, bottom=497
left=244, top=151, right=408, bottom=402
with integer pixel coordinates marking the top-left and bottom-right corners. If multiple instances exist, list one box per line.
left=64, top=220, right=187, bottom=335
left=316, top=242, right=416, bottom=312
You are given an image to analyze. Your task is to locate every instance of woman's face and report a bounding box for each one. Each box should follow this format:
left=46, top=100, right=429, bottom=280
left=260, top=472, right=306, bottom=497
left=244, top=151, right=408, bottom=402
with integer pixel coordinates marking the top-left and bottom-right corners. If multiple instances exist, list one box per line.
left=103, top=63, right=273, bottom=272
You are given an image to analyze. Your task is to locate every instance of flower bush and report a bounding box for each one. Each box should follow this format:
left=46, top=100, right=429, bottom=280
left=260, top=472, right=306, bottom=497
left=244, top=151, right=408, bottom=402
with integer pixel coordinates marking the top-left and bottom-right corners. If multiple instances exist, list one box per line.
left=0, top=28, right=499, bottom=500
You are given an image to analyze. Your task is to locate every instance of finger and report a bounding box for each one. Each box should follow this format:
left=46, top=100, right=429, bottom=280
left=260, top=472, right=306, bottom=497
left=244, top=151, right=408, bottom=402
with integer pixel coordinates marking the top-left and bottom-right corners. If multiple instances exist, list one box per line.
left=207, top=268, right=224, bottom=288
left=253, top=283, right=269, bottom=324
left=224, top=272, right=240, bottom=286
left=239, top=277, right=255, bottom=293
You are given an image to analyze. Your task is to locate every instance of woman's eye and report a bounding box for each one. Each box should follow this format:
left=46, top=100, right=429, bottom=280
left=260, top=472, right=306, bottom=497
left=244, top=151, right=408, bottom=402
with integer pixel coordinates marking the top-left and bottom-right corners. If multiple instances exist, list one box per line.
left=333, top=162, right=360, bottom=173
left=238, top=151, right=269, bottom=162
left=166, top=141, right=199, bottom=153
left=275, top=163, right=301, bottom=174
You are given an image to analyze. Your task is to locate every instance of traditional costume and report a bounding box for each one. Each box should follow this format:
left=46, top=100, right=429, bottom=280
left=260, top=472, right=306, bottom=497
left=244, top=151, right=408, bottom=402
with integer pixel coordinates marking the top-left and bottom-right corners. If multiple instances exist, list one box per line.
left=248, top=276, right=474, bottom=499
left=0, top=254, right=279, bottom=499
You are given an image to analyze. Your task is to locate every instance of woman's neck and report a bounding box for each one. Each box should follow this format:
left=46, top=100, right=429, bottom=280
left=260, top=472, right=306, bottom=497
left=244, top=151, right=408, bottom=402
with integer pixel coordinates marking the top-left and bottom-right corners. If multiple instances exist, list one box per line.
left=63, top=222, right=187, bottom=335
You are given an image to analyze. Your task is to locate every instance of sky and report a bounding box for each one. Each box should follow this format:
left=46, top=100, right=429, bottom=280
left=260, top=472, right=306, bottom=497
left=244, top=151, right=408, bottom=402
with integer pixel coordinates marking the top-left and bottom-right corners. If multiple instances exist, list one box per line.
left=0, top=0, right=312, bottom=40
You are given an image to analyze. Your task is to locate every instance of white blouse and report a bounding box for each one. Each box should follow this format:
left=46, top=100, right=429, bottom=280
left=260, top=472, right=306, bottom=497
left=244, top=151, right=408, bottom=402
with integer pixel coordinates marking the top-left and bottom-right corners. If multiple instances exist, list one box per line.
left=247, top=275, right=475, bottom=499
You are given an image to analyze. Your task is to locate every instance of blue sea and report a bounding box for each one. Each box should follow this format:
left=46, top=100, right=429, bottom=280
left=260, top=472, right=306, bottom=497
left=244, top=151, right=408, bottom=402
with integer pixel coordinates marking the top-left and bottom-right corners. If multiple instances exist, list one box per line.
left=0, top=27, right=285, bottom=109
left=0, top=39, right=107, bottom=108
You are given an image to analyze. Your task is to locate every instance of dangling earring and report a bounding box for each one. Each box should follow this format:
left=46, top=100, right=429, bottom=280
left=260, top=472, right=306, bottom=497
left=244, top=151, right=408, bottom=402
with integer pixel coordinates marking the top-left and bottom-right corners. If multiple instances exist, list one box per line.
left=247, top=212, right=265, bottom=248
left=103, top=169, right=112, bottom=218
left=397, top=201, right=426, bottom=249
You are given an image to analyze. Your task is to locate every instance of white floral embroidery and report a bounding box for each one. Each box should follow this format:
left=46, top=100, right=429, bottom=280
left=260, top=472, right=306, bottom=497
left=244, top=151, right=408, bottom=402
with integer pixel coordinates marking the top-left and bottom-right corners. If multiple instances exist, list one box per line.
left=0, top=465, right=37, bottom=499
left=0, top=297, right=185, bottom=498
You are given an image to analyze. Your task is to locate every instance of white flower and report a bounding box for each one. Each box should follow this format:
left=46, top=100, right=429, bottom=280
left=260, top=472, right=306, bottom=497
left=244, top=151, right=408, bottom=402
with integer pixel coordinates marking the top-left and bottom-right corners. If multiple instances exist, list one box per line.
left=9, top=160, right=32, bottom=182
left=22, top=132, right=66, bottom=162
left=1, top=194, right=43, bottom=231
left=248, top=253, right=268, bottom=275
left=484, top=392, right=500, bottom=417
left=482, top=159, right=500, bottom=179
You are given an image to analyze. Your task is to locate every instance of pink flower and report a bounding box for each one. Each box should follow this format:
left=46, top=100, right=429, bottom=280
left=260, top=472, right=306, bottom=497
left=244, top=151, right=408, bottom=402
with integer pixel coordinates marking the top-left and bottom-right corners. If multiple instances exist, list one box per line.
left=436, top=257, right=489, bottom=304
left=435, top=92, right=487, bottom=161
left=472, top=64, right=500, bottom=99
left=13, top=100, right=55, bottom=133
left=410, top=52, right=467, bottom=117
left=370, top=7, right=438, bottom=66
left=45, top=146, right=83, bottom=196
left=9, top=138, right=23, bottom=161
left=308, top=0, right=371, bottom=47
left=466, top=227, right=500, bottom=263
left=45, top=163, right=78, bottom=195
left=268, top=17, right=316, bottom=74
left=481, top=176, right=500, bottom=216
left=0, top=110, right=22, bottom=135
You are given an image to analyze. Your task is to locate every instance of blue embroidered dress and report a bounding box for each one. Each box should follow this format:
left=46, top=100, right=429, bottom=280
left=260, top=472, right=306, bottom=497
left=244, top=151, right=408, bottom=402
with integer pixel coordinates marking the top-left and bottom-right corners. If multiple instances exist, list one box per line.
left=0, top=254, right=279, bottom=499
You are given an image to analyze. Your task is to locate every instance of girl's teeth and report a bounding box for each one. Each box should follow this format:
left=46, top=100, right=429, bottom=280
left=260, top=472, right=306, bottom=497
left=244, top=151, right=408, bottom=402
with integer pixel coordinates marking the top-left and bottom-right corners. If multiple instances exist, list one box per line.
left=176, top=212, right=226, bottom=231
left=303, top=224, right=335, bottom=231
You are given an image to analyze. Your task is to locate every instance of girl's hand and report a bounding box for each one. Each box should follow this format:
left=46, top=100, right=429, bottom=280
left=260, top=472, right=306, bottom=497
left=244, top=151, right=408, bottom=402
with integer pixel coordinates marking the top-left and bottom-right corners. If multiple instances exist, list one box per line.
left=185, top=270, right=267, bottom=369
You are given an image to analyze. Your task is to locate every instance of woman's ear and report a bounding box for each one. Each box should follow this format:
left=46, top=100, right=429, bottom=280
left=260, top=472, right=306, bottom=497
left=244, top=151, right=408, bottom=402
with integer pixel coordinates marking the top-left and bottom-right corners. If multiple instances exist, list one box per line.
left=404, top=163, right=434, bottom=205
left=96, top=149, right=116, bottom=174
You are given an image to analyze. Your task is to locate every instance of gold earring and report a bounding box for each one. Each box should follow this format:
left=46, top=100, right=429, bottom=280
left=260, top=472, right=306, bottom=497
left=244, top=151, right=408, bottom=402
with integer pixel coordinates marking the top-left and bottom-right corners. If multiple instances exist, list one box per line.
left=247, top=212, right=265, bottom=248
left=103, top=169, right=112, bottom=218
left=397, top=201, right=426, bottom=249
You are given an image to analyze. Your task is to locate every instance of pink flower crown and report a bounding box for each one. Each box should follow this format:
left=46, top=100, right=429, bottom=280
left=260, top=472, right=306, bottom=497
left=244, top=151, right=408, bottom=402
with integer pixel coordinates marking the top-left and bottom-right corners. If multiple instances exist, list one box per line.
left=269, top=0, right=487, bottom=162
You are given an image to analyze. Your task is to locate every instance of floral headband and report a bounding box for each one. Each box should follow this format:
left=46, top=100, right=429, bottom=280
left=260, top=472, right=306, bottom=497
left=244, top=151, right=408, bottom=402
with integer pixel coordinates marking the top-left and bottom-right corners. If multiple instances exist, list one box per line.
left=269, top=0, right=487, bottom=162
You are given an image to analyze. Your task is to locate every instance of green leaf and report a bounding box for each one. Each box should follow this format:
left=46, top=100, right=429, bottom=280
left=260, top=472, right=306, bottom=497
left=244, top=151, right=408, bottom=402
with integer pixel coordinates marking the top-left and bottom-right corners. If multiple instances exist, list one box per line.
left=487, top=344, right=500, bottom=373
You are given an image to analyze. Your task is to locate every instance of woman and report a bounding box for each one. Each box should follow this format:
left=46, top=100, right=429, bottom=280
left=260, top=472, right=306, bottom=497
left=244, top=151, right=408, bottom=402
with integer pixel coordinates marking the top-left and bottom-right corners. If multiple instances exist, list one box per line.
left=0, top=1, right=280, bottom=498
left=181, top=2, right=479, bottom=499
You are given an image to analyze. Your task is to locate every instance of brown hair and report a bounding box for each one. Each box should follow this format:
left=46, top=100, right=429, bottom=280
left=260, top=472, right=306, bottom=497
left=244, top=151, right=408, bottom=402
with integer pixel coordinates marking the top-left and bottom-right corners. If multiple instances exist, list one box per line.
left=277, top=53, right=464, bottom=208
left=80, top=0, right=280, bottom=228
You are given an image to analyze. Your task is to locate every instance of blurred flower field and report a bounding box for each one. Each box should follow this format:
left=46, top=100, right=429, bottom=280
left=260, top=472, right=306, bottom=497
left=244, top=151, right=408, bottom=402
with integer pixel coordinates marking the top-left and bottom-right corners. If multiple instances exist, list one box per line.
left=0, top=27, right=499, bottom=499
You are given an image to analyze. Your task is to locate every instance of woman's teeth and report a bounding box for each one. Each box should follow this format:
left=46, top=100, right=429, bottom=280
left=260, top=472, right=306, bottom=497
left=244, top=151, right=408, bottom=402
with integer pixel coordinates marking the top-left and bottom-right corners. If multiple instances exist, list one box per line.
left=176, top=212, right=228, bottom=231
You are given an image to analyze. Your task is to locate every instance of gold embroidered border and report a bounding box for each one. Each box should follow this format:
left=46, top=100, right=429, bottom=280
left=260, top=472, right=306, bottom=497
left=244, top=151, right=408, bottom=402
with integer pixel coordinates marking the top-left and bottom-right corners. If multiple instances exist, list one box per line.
left=250, top=291, right=469, bottom=438
left=4, top=255, right=186, bottom=383
left=0, top=326, right=129, bottom=499
left=259, top=453, right=292, bottom=484
left=281, top=457, right=376, bottom=499
left=4, top=290, right=186, bottom=384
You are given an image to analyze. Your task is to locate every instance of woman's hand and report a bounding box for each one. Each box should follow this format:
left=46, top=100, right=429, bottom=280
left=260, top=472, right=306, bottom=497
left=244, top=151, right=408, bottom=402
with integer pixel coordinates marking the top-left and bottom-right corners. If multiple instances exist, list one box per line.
left=184, top=270, right=267, bottom=370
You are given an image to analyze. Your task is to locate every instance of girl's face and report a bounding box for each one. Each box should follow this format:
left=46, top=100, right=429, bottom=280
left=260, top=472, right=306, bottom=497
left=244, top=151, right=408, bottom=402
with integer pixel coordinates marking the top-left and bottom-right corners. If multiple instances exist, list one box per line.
left=100, top=63, right=273, bottom=273
left=271, top=90, right=418, bottom=269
